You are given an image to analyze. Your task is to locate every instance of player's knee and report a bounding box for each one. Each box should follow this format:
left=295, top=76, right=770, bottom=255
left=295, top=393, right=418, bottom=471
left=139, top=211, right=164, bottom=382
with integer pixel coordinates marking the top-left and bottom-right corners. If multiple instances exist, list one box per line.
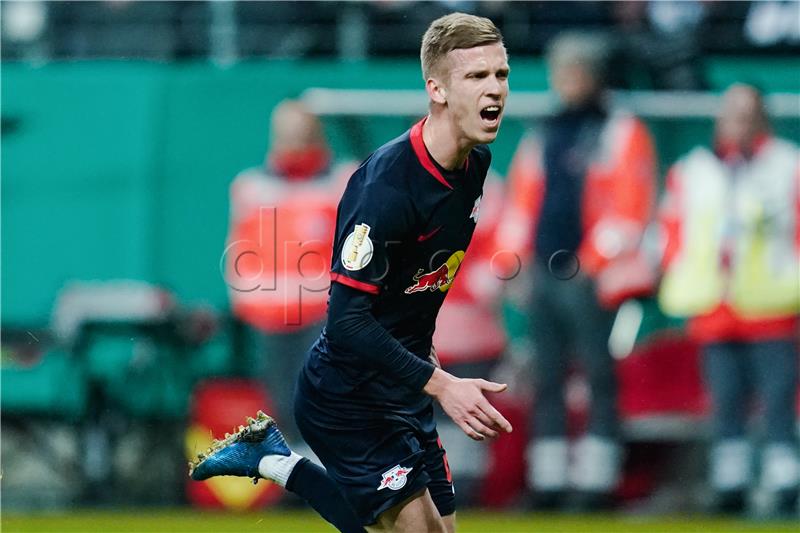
left=414, top=517, right=448, bottom=533
left=441, top=512, right=456, bottom=533
left=373, top=489, right=447, bottom=533
left=367, top=521, right=446, bottom=533
left=373, top=511, right=446, bottom=533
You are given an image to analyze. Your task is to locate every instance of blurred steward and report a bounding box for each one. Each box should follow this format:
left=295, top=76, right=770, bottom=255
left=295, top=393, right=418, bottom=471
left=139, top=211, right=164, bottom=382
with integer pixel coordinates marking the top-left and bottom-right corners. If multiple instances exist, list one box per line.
left=657, top=83, right=800, bottom=516
left=225, top=99, right=353, bottom=434
left=496, top=32, right=657, bottom=509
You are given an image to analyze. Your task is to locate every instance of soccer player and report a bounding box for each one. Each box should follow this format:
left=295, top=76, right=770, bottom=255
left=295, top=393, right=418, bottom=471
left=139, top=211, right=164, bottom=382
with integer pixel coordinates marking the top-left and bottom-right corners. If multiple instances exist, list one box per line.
left=190, top=12, right=512, bottom=533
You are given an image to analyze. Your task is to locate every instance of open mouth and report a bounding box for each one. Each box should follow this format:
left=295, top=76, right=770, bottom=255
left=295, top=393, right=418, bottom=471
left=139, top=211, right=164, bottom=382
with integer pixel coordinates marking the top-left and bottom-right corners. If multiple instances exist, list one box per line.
left=480, top=105, right=502, bottom=125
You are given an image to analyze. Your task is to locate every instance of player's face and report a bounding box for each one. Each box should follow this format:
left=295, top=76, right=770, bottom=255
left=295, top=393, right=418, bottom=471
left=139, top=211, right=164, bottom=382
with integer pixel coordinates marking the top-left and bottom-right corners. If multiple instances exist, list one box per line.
left=443, top=43, right=509, bottom=145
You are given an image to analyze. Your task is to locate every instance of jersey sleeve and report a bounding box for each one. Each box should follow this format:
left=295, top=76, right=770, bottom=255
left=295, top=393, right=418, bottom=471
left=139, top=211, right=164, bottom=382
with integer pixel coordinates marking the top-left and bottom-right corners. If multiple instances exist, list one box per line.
left=326, top=282, right=435, bottom=392
left=330, top=176, right=415, bottom=294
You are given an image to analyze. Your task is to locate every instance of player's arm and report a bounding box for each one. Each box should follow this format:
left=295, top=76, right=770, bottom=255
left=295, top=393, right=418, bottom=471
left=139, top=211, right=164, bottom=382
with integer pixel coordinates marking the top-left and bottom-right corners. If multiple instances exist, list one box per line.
left=327, top=178, right=441, bottom=391
left=326, top=282, right=436, bottom=391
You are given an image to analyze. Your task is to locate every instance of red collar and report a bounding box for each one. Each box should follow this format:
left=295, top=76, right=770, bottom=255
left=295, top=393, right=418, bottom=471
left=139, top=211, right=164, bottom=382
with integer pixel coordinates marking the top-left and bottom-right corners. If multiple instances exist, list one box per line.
left=410, top=117, right=454, bottom=190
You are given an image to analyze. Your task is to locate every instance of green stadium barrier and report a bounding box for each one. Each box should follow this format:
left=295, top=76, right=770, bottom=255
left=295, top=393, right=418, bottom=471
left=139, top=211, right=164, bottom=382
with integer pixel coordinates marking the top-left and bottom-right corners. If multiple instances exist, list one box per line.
left=705, top=57, right=800, bottom=92
left=81, top=336, right=189, bottom=418
left=1, top=348, right=87, bottom=419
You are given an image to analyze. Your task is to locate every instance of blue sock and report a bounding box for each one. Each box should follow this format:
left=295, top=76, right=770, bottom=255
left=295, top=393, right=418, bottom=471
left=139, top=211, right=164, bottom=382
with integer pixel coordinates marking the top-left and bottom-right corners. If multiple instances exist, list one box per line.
left=285, top=458, right=366, bottom=533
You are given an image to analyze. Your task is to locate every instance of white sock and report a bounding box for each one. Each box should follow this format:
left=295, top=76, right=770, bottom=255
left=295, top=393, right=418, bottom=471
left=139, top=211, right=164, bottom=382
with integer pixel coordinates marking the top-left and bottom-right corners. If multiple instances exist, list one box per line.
left=761, top=443, right=800, bottom=492
left=528, top=438, right=568, bottom=491
left=569, top=435, right=622, bottom=492
left=710, top=439, right=752, bottom=491
left=258, top=451, right=303, bottom=488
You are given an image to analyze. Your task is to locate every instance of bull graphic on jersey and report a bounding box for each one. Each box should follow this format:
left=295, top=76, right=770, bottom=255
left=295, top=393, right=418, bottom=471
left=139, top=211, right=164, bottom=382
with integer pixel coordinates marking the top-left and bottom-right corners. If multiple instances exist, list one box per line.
left=404, top=250, right=465, bottom=294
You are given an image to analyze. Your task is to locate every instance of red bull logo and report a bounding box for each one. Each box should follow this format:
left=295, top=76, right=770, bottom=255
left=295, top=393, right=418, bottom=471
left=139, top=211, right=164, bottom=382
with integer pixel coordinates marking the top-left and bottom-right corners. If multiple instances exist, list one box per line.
left=405, top=264, right=450, bottom=294
left=377, top=465, right=413, bottom=491
left=404, top=251, right=465, bottom=294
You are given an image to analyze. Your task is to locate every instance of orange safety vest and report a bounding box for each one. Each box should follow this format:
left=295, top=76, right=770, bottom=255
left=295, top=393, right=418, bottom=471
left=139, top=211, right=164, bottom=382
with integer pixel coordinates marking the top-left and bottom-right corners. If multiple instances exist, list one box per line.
left=225, top=163, right=354, bottom=332
left=496, top=111, right=657, bottom=306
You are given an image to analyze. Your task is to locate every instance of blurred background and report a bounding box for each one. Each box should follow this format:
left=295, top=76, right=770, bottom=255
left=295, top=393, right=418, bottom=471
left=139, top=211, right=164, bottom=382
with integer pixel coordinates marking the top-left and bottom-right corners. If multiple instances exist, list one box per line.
left=2, top=1, right=799, bottom=531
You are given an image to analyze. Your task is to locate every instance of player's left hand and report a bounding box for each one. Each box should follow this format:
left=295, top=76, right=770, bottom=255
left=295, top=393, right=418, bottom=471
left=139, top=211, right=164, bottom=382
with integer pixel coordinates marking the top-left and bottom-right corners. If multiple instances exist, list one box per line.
left=423, top=368, right=513, bottom=441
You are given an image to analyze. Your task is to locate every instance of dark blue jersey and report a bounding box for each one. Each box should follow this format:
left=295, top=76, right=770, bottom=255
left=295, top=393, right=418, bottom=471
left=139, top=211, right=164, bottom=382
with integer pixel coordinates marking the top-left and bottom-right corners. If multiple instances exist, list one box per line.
left=301, top=117, right=491, bottom=417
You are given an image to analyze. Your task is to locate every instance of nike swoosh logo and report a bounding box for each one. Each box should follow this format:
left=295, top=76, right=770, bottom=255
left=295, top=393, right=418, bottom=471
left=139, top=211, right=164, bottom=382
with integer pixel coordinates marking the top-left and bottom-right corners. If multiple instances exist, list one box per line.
left=417, top=226, right=442, bottom=242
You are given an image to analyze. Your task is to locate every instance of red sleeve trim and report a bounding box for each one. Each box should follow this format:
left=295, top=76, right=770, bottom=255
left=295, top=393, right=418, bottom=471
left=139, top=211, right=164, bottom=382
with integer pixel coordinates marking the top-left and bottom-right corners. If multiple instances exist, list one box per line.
left=330, top=272, right=380, bottom=295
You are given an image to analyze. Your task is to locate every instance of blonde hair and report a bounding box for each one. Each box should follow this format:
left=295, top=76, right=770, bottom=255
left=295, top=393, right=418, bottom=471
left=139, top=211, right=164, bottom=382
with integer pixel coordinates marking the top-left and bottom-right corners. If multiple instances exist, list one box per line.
left=420, top=12, right=503, bottom=80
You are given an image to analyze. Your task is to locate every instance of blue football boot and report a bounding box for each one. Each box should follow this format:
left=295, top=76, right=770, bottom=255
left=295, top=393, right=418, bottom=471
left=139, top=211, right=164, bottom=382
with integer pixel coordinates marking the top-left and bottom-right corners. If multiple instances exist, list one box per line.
left=189, top=410, right=290, bottom=484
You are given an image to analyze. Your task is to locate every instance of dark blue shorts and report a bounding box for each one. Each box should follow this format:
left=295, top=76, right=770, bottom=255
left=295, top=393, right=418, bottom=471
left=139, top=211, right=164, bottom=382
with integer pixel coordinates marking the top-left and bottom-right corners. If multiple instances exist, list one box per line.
left=294, top=371, right=455, bottom=526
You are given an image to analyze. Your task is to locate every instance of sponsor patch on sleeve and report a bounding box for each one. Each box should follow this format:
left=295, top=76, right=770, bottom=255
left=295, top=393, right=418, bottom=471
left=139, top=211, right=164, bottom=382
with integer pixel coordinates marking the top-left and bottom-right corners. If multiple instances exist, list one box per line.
left=341, top=223, right=374, bottom=271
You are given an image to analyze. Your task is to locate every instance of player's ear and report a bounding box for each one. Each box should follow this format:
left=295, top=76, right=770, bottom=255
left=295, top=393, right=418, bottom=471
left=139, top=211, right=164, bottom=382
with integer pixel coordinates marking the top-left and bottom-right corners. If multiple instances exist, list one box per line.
left=426, top=77, right=447, bottom=105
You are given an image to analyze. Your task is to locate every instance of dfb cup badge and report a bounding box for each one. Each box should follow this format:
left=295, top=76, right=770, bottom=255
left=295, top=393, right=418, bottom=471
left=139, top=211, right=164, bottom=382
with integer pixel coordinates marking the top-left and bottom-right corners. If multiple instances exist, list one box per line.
left=341, top=223, right=374, bottom=271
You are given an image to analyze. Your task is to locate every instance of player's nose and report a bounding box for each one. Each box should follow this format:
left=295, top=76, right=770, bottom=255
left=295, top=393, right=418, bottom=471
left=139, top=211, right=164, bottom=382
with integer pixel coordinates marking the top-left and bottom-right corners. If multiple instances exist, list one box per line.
left=484, top=75, right=504, bottom=98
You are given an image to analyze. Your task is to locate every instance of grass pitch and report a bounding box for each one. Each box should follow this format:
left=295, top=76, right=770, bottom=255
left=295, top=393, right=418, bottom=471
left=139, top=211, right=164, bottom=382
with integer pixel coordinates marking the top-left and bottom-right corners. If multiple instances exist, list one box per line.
left=3, top=510, right=798, bottom=533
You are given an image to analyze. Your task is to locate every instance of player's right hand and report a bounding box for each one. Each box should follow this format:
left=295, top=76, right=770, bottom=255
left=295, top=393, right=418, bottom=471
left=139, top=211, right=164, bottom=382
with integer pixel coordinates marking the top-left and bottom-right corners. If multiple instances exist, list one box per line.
left=423, top=368, right=513, bottom=441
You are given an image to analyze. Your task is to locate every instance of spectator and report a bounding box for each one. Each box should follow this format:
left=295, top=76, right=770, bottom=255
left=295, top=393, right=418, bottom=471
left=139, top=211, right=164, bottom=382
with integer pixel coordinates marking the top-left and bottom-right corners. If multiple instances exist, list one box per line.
left=610, top=0, right=707, bottom=90
left=745, top=0, right=800, bottom=48
left=497, top=32, right=657, bottom=510
left=658, top=83, right=800, bottom=516
left=224, top=99, right=353, bottom=435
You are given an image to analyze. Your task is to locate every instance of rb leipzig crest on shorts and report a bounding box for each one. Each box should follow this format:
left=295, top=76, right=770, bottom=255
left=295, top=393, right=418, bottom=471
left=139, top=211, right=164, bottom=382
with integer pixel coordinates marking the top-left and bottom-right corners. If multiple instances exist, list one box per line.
left=377, top=465, right=413, bottom=491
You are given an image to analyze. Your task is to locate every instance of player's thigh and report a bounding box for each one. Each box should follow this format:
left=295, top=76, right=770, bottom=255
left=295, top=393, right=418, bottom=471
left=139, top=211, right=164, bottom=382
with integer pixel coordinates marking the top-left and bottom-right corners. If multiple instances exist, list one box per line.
left=366, top=488, right=446, bottom=533
left=442, top=512, right=456, bottom=533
